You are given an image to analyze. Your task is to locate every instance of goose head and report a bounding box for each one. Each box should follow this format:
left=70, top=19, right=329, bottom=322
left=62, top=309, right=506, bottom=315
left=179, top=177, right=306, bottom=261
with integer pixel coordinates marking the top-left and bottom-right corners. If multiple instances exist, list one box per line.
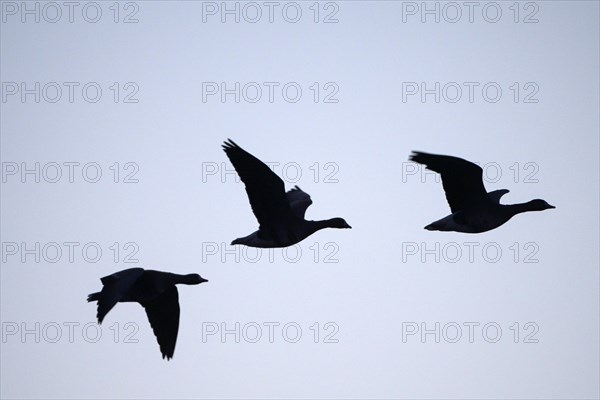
left=526, top=199, right=555, bottom=211
left=181, top=274, right=208, bottom=285
left=328, top=217, right=352, bottom=229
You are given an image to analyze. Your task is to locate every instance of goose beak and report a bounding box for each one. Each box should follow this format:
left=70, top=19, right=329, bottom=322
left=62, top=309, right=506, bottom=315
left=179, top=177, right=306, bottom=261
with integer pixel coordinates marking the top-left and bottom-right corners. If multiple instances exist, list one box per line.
left=344, top=222, right=352, bottom=229
left=200, top=278, right=209, bottom=283
left=548, top=204, right=556, bottom=209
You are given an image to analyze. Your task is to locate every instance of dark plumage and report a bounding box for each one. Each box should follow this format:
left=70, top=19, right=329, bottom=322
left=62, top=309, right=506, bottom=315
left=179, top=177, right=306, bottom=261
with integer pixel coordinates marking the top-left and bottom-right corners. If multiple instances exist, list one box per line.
left=410, top=151, right=555, bottom=233
left=222, top=139, right=351, bottom=248
left=87, top=268, right=207, bottom=360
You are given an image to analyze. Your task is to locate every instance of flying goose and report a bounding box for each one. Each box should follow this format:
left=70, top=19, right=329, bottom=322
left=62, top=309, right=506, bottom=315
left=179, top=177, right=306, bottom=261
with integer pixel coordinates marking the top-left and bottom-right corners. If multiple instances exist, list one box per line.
left=87, top=268, right=208, bottom=360
left=222, top=139, right=351, bottom=248
left=410, top=151, right=555, bottom=233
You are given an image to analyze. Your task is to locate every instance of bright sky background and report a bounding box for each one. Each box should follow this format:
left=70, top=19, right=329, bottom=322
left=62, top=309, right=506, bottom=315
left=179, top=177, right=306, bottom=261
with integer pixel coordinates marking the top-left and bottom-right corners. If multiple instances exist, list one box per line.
left=1, top=1, right=598, bottom=399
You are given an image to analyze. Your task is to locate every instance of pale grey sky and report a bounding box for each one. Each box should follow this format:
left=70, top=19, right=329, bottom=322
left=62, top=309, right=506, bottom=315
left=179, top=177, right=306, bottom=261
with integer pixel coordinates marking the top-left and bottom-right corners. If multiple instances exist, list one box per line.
left=1, top=1, right=599, bottom=399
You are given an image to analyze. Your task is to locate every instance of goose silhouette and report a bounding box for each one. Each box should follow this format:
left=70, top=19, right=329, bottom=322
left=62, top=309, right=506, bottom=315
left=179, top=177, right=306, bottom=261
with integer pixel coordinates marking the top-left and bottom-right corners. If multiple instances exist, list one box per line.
left=87, top=268, right=207, bottom=360
left=410, top=151, right=555, bottom=233
left=222, top=139, right=351, bottom=248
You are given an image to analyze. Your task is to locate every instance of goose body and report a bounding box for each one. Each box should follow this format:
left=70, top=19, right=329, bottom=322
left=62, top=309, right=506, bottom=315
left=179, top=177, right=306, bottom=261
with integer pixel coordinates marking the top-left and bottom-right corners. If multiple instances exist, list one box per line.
left=223, top=139, right=351, bottom=248
left=410, top=151, right=555, bottom=233
left=87, top=268, right=208, bottom=360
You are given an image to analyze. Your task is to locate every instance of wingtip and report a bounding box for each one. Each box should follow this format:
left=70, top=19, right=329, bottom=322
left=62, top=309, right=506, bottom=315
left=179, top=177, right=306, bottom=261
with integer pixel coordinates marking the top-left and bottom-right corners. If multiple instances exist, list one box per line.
left=87, top=292, right=99, bottom=303
left=222, top=138, right=239, bottom=150
left=409, top=150, right=427, bottom=161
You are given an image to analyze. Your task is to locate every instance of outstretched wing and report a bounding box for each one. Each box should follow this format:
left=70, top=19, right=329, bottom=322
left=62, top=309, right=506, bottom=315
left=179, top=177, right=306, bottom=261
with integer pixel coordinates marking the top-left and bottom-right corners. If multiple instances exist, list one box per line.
left=286, top=186, right=312, bottom=219
left=141, top=286, right=180, bottom=360
left=89, top=268, right=145, bottom=324
left=410, top=151, right=488, bottom=213
left=222, top=139, right=293, bottom=228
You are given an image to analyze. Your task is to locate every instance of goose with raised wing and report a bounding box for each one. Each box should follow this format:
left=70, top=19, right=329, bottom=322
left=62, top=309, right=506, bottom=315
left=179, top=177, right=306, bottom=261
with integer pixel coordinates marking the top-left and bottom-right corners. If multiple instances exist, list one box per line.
left=223, top=139, right=351, bottom=248
left=87, top=268, right=208, bottom=360
left=410, top=151, right=555, bottom=233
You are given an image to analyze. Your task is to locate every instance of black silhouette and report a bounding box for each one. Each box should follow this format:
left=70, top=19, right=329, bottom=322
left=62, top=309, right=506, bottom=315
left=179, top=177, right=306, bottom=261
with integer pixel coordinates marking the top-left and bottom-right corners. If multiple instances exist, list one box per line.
left=222, top=139, right=351, bottom=247
left=410, top=151, right=555, bottom=233
left=87, top=268, right=207, bottom=360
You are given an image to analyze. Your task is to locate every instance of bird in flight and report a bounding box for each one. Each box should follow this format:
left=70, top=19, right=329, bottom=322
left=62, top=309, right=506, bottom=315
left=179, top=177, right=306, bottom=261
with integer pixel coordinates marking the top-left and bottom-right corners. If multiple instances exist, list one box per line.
left=409, top=151, right=555, bottom=233
left=87, top=268, right=208, bottom=360
left=222, top=139, right=351, bottom=248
